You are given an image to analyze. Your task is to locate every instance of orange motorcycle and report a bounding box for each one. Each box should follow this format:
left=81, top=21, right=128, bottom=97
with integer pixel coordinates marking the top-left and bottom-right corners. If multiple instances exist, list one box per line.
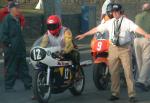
left=91, top=32, right=137, bottom=90
left=91, top=32, right=110, bottom=90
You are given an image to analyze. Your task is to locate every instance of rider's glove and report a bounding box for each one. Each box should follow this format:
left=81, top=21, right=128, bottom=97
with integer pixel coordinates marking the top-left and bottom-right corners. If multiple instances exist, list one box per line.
left=60, top=50, right=65, bottom=55
left=54, top=50, right=65, bottom=59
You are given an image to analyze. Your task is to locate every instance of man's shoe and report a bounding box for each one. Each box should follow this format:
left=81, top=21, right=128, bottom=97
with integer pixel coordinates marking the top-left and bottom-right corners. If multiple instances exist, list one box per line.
left=135, top=82, right=149, bottom=92
left=129, top=97, right=137, bottom=103
left=109, top=95, right=119, bottom=101
left=5, top=88, right=16, bottom=93
left=31, top=96, right=37, bottom=100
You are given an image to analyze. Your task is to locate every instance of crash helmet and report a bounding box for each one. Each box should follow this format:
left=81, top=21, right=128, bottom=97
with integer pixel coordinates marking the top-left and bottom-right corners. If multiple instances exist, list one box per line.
left=47, top=15, right=62, bottom=36
left=106, top=3, right=114, bottom=18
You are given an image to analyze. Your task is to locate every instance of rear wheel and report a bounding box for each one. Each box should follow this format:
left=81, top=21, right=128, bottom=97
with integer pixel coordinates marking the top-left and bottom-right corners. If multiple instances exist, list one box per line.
left=93, top=63, right=110, bottom=90
left=33, top=70, right=51, bottom=103
left=69, top=67, right=85, bottom=96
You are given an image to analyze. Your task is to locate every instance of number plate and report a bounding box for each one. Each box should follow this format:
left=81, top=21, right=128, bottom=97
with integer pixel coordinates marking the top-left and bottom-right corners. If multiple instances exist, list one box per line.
left=91, top=38, right=109, bottom=52
left=30, top=48, right=47, bottom=61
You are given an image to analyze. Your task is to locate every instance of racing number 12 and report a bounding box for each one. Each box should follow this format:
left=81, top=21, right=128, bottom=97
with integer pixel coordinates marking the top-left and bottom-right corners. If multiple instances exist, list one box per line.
left=97, top=41, right=102, bottom=51
left=33, top=49, right=42, bottom=60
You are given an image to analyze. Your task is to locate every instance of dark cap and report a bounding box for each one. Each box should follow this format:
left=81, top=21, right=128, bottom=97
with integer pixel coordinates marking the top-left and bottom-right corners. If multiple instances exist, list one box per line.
left=8, top=1, right=20, bottom=9
left=112, top=3, right=122, bottom=11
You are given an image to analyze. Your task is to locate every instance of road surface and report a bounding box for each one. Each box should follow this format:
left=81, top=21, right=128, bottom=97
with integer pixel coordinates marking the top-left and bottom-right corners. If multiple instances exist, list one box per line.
left=0, top=49, right=150, bottom=103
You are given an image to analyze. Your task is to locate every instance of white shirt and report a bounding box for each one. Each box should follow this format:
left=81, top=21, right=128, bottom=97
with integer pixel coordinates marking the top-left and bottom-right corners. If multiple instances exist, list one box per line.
left=101, top=0, right=112, bottom=15
left=97, top=16, right=138, bottom=45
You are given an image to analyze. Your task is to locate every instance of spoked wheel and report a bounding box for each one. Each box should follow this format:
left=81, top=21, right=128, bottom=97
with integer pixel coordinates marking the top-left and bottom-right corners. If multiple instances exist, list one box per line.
left=33, top=70, right=51, bottom=103
left=93, top=63, right=110, bottom=90
left=69, top=67, right=85, bottom=96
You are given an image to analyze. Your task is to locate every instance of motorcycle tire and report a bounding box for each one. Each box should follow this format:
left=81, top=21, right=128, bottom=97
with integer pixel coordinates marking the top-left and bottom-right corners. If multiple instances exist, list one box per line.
left=69, top=67, right=85, bottom=96
left=33, top=70, right=51, bottom=103
left=93, top=63, right=110, bottom=90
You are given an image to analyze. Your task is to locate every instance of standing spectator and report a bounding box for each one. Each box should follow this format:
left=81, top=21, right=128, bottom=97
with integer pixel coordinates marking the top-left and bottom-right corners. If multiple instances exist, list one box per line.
left=76, top=3, right=150, bottom=103
left=134, top=3, right=150, bottom=91
left=0, top=2, right=32, bottom=92
left=0, top=0, right=25, bottom=29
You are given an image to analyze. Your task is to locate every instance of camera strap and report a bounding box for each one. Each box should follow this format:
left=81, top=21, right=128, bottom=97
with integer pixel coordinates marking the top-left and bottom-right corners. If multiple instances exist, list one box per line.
left=113, top=16, right=124, bottom=46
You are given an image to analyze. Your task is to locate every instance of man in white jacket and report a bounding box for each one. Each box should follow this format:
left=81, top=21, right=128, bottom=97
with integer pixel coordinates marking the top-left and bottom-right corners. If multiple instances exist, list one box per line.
left=76, top=3, right=150, bottom=103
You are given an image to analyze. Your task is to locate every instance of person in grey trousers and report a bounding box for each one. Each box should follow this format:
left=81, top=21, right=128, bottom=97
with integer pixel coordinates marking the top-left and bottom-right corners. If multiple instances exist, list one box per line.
left=134, top=3, right=150, bottom=92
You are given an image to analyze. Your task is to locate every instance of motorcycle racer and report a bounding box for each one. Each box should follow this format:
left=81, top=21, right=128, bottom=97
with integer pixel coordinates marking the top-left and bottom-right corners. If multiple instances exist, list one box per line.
left=40, top=15, right=80, bottom=73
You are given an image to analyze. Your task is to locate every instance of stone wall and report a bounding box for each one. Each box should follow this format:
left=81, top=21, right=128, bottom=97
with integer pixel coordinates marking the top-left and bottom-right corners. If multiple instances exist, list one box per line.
left=1, top=0, right=150, bottom=52
left=62, top=0, right=150, bottom=19
left=2, top=0, right=150, bottom=20
left=22, top=14, right=44, bottom=50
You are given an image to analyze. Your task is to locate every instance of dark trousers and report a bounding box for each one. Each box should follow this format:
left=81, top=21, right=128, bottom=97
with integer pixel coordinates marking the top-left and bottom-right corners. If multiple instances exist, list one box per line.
left=64, top=50, right=80, bottom=70
left=4, top=52, right=32, bottom=89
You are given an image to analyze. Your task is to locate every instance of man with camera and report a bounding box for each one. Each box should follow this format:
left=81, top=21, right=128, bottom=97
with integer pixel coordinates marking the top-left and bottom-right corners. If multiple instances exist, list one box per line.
left=76, top=3, right=150, bottom=103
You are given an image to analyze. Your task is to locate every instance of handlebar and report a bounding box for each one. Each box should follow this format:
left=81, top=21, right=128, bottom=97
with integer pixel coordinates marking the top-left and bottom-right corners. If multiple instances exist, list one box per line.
left=51, top=51, right=63, bottom=59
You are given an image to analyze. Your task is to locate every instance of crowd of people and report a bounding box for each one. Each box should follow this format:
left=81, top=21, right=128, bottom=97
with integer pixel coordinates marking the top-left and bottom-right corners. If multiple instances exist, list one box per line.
left=0, top=0, right=150, bottom=103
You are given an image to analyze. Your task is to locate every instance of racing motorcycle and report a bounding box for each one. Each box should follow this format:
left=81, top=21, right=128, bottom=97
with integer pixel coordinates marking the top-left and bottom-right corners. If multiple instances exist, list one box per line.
left=91, top=32, right=137, bottom=90
left=30, top=43, right=85, bottom=103
left=91, top=32, right=110, bottom=90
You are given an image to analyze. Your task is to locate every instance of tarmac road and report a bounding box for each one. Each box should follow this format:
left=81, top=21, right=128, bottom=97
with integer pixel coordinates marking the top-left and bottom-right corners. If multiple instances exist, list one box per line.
left=0, top=48, right=150, bottom=103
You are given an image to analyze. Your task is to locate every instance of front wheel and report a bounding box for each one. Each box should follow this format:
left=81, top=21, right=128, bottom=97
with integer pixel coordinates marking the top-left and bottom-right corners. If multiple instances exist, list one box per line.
left=33, top=70, right=51, bottom=103
left=93, top=63, right=110, bottom=90
left=69, top=67, right=85, bottom=96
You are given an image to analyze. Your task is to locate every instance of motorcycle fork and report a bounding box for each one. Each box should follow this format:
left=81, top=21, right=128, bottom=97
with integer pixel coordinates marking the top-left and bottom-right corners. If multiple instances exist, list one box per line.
left=46, top=67, right=51, bottom=85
